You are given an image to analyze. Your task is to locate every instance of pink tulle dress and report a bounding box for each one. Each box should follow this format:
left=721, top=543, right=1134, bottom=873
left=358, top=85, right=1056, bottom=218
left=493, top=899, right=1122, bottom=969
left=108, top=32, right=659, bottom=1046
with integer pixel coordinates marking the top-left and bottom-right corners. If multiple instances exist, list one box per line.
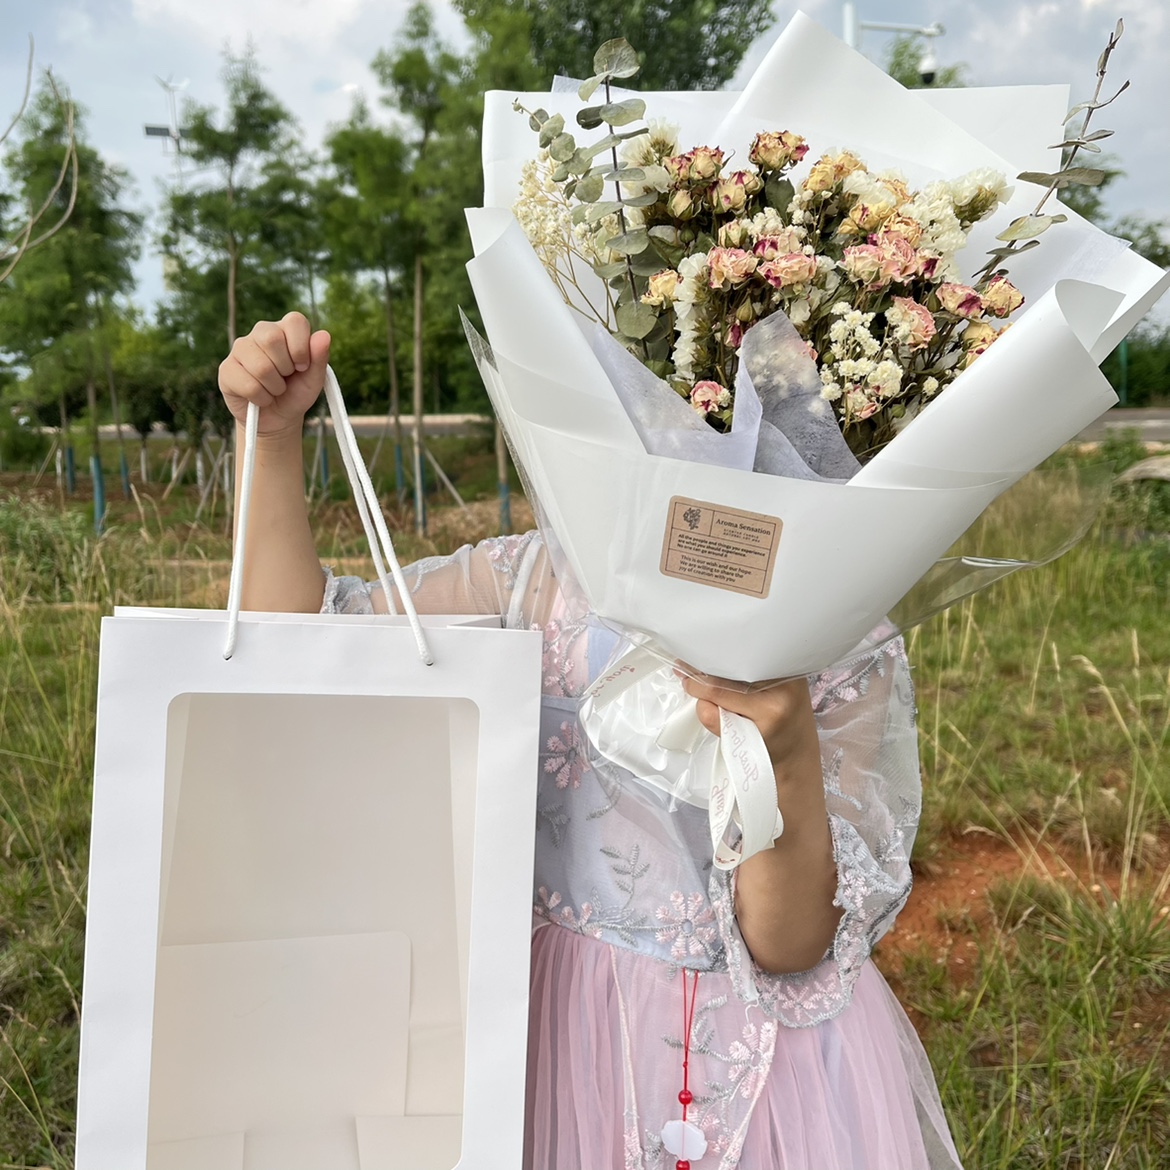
left=324, top=532, right=962, bottom=1170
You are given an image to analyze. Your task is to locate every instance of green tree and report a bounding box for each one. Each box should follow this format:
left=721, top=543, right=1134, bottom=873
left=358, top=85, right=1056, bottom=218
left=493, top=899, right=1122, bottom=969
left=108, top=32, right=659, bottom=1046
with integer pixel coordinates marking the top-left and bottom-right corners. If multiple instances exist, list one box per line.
left=456, top=0, right=775, bottom=89
left=162, top=49, right=302, bottom=355
left=324, top=102, right=413, bottom=481
left=0, top=79, right=140, bottom=502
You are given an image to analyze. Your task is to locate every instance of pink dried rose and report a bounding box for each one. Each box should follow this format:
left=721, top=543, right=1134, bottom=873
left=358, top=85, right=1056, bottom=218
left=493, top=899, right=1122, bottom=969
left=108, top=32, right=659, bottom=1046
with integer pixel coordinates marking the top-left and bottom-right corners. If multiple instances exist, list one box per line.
left=753, top=229, right=804, bottom=261
left=691, top=380, right=732, bottom=414
left=875, top=233, right=921, bottom=283
left=886, top=297, right=936, bottom=350
left=841, top=243, right=886, bottom=285
left=666, top=144, right=726, bottom=184
left=759, top=251, right=817, bottom=288
left=749, top=129, right=808, bottom=171
left=713, top=170, right=761, bottom=214
left=707, top=246, right=758, bottom=288
left=981, top=275, right=1024, bottom=318
left=938, top=282, right=984, bottom=319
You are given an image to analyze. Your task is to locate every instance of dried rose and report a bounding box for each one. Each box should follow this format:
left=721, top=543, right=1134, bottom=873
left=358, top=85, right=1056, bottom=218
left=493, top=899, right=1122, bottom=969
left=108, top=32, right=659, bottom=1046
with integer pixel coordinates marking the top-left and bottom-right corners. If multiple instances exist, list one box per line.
left=641, top=269, right=681, bottom=307
left=754, top=229, right=804, bottom=260
left=691, top=380, right=732, bottom=414
left=981, top=275, right=1024, bottom=318
left=759, top=252, right=817, bottom=288
left=749, top=130, right=808, bottom=171
left=886, top=297, right=936, bottom=350
left=707, top=246, right=758, bottom=288
left=841, top=243, right=886, bottom=285
left=938, top=282, right=984, bottom=319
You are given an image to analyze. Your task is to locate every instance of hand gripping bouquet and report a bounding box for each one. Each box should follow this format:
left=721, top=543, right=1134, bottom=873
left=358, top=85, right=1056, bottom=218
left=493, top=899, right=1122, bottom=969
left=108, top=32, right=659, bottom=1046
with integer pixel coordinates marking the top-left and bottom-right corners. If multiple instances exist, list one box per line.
left=464, top=14, right=1169, bottom=868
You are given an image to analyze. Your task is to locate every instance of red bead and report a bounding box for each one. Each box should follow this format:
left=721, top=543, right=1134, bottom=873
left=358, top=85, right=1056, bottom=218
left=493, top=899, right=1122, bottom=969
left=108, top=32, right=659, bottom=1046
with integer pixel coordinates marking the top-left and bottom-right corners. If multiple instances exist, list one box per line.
left=677, top=1089, right=693, bottom=1105
left=676, top=1162, right=691, bottom=1170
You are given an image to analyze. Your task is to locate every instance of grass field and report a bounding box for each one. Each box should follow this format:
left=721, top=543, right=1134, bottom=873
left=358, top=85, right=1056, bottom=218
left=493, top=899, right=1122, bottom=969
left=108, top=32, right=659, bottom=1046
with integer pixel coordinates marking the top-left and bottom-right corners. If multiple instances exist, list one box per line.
left=0, top=436, right=1167, bottom=1168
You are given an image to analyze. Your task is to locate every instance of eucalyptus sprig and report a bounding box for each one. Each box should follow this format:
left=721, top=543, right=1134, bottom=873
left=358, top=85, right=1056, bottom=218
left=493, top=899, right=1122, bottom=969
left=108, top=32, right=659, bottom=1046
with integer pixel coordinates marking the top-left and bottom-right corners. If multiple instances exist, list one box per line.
left=975, top=18, right=1128, bottom=286
left=516, top=38, right=680, bottom=352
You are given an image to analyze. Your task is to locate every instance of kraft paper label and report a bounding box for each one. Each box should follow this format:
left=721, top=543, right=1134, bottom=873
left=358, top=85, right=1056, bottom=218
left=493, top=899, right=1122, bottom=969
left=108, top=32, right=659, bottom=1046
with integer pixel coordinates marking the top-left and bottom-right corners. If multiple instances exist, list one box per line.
left=659, top=497, right=781, bottom=599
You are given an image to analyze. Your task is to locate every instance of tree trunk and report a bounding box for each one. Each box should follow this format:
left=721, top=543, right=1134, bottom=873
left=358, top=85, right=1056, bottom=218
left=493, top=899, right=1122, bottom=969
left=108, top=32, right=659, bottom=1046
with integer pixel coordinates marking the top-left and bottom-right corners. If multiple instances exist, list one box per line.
left=227, top=239, right=239, bottom=349
left=412, top=252, right=425, bottom=535
left=102, top=341, right=131, bottom=496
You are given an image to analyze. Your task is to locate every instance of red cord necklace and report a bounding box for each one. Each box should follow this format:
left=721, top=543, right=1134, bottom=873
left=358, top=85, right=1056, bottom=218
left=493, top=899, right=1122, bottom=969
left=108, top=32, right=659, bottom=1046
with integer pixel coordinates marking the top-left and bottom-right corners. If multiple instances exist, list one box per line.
left=660, top=968, right=708, bottom=1168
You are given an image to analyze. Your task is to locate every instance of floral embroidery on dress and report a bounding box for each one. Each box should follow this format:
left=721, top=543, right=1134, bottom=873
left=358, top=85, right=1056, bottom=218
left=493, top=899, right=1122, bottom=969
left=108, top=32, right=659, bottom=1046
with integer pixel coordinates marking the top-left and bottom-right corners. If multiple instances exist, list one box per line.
left=655, top=891, right=719, bottom=963
left=485, top=530, right=538, bottom=591
left=539, top=615, right=589, bottom=697
left=542, top=719, right=587, bottom=789
left=725, top=1020, right=778, bottom=1100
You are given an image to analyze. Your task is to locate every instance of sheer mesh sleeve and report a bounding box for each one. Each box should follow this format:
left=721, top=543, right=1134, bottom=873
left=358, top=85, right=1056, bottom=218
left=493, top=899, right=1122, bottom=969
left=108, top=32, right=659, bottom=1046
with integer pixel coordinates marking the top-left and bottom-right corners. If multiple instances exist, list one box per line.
left=712, top=636, right=920, bottom=1028
left=320, top=531, right=555, bottom=628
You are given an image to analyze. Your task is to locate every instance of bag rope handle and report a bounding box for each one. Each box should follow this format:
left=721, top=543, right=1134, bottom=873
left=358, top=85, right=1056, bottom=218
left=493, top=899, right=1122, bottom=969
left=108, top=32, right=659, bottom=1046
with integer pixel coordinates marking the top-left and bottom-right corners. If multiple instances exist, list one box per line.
left=224, top=369, right=434, bottom=665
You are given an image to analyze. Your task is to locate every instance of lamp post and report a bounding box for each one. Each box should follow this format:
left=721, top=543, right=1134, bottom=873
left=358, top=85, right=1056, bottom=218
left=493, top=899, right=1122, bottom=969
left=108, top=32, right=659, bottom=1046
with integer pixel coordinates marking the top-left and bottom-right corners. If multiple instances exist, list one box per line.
left=842, top=3, right=946, bottom=83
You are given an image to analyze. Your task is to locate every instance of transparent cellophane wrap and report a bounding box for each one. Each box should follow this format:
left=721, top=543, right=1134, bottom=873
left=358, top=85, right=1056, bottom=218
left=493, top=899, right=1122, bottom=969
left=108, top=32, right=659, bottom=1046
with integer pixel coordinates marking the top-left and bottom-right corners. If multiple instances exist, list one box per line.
left=462, top=13, right=1169, bottom=862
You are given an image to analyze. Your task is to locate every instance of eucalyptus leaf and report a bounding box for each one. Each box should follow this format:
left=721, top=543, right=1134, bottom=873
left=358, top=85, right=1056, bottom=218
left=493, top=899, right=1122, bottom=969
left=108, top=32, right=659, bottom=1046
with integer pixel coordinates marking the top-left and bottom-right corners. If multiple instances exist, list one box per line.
left=567, top=148, right=594, bottom=175
left=576, top=106, right=605, bottom=131
left=599, top=166, right=646, bottom=183
left=643, top=359, right=673, bottom=379
left=595, top=261, right=629, bottom=280
left=538, top=114, right=565, bottom=147
left=600, top=98, right=647, bottom=127
left=623, top=191, right=662, bottom=208
left=629, top=249, right=669, bottom=276
left=616, top=300, right=659, bottom=340
left=593, top=38, right=640, bottom=80
left=527, top=108, right=549, bottom=132
left=549, top=133, right=577, bottom=163
left=551, top=163, right=571, bottom=183
left=1017, top=167, right=1106, bottom=189
left=584, top=199, right=626, bottom=223
left=575, top=173, right=605, bottom=202
left=578, top=75, right=603, bottom=102
left=606, top=229, right=651, bottom=255
left=984, top=240, right=1041, bottom=261
left=996, top=213, right=1068, bottom=242
left=586, top=129, right=650, bottom=158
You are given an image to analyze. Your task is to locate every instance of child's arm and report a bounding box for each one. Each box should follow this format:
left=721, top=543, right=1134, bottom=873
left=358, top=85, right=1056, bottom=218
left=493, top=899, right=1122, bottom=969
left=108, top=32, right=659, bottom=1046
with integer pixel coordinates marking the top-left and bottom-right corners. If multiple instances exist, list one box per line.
left=681, top=674, right=841, bottom=976
left=218, top=313, right=332, bottom=613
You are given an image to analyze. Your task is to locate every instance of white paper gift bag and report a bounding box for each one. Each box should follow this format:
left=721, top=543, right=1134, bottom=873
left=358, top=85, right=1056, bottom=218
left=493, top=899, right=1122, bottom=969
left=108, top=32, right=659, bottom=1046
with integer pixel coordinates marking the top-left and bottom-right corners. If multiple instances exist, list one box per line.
left=76, top=377, right=544, bottom=1170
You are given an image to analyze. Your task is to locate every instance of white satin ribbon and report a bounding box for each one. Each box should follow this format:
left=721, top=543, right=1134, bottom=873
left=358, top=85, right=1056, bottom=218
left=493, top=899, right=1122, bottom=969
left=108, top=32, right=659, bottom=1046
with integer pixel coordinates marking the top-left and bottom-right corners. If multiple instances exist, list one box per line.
left=579, top=647, right=783, bottom=870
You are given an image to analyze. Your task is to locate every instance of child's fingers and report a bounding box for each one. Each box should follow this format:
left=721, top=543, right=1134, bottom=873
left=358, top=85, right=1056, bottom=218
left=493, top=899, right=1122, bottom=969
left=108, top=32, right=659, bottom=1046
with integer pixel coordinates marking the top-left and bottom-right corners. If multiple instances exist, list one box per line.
left=306, top=329, right=331, bottom=388
left=234, top=335, right=291, bottom=400
left=281, top=311, right=313, bottom=372
left=218, top=360, right=276, bottom=410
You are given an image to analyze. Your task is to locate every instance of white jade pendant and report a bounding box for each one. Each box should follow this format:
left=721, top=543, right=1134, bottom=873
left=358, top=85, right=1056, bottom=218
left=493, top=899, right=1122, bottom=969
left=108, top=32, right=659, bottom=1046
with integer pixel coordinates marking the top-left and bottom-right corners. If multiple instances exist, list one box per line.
left=661, top=1118, right=708, bottom=1160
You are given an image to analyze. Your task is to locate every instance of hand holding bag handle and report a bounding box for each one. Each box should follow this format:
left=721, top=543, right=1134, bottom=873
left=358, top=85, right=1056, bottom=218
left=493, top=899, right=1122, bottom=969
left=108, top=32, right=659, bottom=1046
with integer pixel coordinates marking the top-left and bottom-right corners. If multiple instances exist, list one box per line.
left=224, top=371, right=434, bottom=665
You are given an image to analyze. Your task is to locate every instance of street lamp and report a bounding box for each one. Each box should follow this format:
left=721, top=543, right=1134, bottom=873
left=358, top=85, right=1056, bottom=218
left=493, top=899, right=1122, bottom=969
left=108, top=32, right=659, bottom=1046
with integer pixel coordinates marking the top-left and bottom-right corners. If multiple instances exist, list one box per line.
left=842, top=2, right=946, bottom=85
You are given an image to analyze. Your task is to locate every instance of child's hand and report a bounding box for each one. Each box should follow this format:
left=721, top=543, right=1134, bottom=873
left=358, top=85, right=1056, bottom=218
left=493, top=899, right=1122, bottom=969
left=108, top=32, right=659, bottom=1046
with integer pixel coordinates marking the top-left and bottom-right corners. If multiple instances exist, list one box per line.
left=678, top=670, right=819, bottom=772
left=218, top=312, right=331, bottom=439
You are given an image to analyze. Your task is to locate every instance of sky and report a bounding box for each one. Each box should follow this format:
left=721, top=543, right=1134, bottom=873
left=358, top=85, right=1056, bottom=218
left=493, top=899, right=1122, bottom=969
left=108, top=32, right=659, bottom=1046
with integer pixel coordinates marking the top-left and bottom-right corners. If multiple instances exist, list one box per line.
left=2, top=0, right=1167, bottom=314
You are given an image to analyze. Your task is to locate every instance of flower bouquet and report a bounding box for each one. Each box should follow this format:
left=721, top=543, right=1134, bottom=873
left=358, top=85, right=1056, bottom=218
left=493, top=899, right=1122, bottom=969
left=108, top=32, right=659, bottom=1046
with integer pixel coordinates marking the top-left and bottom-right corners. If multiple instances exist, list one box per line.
left=466, top=13, right=1168, bottom=685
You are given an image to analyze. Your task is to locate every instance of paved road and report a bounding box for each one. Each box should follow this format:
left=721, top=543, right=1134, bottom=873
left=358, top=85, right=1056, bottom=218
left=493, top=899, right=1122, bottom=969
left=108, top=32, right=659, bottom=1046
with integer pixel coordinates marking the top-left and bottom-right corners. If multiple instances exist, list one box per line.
left=1076, top=408, right=1170, bottom=444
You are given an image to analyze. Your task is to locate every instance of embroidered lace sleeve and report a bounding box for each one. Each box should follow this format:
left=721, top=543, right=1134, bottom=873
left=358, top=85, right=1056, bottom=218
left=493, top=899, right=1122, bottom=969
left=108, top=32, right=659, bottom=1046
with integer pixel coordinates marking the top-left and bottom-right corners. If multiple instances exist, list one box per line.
left=711, top=637, right=920, bottom=1028
left=319, top=531, right=551, bottom=625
